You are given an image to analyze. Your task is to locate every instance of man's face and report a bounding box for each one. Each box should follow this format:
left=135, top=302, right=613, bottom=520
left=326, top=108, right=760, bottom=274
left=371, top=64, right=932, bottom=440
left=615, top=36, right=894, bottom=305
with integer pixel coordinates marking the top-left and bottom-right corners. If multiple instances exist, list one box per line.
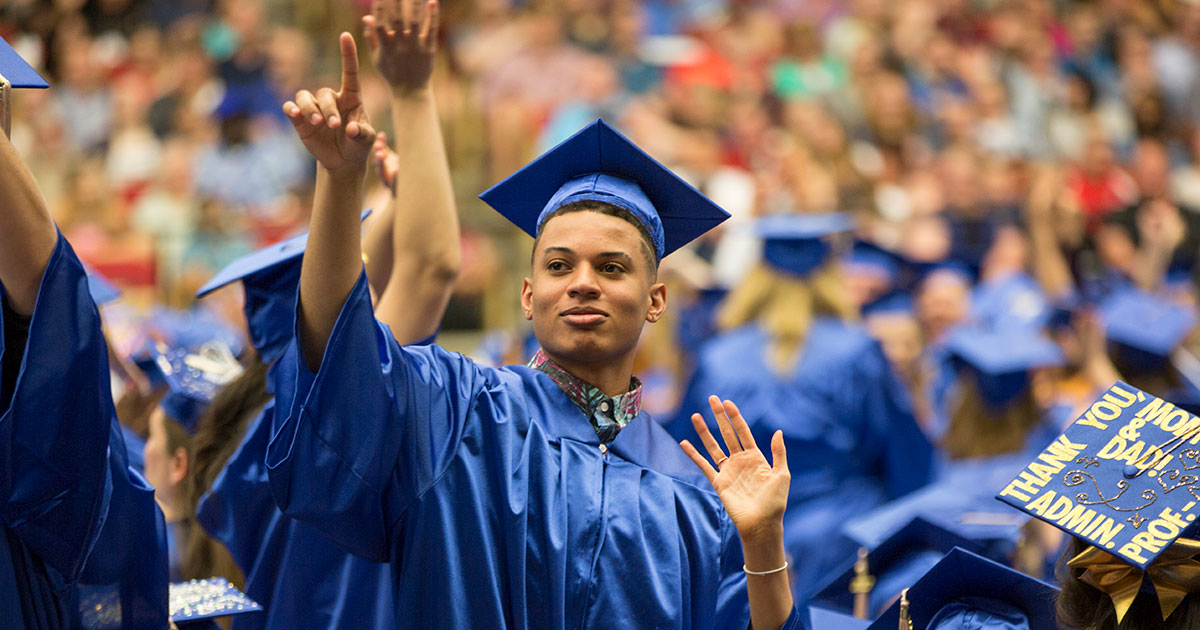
left=522, top=211, right=666, bottom=368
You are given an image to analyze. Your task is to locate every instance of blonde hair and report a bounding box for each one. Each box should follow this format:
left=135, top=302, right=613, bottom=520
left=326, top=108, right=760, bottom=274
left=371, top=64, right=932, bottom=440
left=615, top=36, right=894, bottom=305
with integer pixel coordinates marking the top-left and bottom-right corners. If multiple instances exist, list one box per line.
left=717, top=262, right=856, bottom=373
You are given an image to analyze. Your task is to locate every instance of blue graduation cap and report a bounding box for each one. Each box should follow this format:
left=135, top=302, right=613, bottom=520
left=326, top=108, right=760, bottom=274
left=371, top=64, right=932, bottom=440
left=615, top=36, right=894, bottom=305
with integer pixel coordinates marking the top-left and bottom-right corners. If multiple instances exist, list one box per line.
left=970, top=273, right=1050, bottom=333
left=0, top=36, right=48, bottom=89
left=755, top=212, right=854, bottom=276
left=995, top=382, right=1200, bottom=571
left=196, top=210, right=371, bottom=363
left=811, top=518, right=983, bottom=620
left=1100, top=288, right=1196, bottom=370
left=944, top=326, right=1064, bottom=409
left=862, top=292, right=913, bottom=318
left=807, top=606, right=871, bottom=630
left=479, top=119, right=730, bottom=260
left=169, top=577, right=263, bottom=629
left=154, top=341, right=243, bottom=433
left=845, top=453, right=1033, bottom=558
left=867, top=548, right=1059, bottom=630
left=844, top=240, right=902, bottom=284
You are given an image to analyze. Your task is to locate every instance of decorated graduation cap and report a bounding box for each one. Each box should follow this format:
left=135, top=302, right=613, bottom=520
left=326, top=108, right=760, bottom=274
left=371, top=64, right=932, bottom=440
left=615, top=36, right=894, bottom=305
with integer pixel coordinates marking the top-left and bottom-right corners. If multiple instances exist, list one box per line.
left=196, top=210, right=371, bottom=363
left=995, top=382, right=1200, bottom=622
left=755, top=212, right=854, bottom=276
left=811, top=518, right=983, bottom=621
left=866, top=548, right=1059, bottom=630
left=153, top=341, right=243, bottom=433
left=1100, top=287, right=1197, bottom=371
left=944, top=326, right=1064, bottom=410
left=479, top=119, right=730, bottom=260
left=170, top=578, right=262, bottom=629
left=0, top=36, right=48, bottom=89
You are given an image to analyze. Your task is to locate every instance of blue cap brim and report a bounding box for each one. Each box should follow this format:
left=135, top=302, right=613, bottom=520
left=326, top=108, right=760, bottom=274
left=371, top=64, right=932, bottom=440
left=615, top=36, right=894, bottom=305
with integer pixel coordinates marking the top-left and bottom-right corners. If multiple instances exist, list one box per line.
left=1101, top=288, right=1197, bottom=358
left=479, top=119, right=729, bottom=258
left=867, top=548, right=1059, bottom=630
left=812, top=517, right=983, bottom=618
left=0, top=36, right=47, bottom=89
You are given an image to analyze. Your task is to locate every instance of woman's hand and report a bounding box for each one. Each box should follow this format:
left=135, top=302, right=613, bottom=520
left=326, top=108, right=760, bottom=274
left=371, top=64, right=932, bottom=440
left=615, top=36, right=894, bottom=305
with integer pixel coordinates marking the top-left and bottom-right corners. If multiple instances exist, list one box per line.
left=363, top=0, right=439, bottom=97
left=680, top=395, right=790, bottom=539
left=283, top=32, right=376, bottom=174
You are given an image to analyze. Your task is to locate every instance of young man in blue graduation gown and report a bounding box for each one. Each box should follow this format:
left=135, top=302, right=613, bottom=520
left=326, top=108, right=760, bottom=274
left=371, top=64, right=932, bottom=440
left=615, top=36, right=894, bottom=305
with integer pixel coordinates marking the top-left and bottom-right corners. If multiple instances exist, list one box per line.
left=0, top=51, right=167, bottom=629
left=265, top=27, right=800, bottom=630
left=194, top=4, right=461, bottom=626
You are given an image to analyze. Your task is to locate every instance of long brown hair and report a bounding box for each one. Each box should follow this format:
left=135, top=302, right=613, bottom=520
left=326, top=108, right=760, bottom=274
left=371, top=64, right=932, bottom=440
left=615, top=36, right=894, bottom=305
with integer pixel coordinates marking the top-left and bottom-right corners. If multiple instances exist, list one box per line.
left=716, top=262, right=855, bottom=374
left=170, top=359, right=272, bottom=587
left=941, top=373, right=1041, bottom=460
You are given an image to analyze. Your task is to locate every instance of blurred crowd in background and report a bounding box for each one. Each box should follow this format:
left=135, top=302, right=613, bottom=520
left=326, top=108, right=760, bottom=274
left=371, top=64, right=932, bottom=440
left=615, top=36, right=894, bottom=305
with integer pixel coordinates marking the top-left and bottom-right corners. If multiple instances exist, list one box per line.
left=3, top=0, right=1200, bottom=421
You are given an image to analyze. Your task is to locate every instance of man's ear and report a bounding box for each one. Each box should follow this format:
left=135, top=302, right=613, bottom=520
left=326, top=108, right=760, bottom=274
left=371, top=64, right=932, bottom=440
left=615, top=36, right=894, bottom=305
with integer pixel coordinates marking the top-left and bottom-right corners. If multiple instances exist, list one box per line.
left=646, top=282, right=667, bottom=323
left=521, top=277, right=534, bottom=320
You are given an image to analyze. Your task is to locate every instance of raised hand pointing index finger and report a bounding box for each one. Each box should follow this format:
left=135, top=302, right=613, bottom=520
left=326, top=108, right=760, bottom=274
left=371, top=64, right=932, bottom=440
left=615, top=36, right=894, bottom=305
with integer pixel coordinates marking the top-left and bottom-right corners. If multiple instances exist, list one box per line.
left=337, top=32, right=362, bottom=108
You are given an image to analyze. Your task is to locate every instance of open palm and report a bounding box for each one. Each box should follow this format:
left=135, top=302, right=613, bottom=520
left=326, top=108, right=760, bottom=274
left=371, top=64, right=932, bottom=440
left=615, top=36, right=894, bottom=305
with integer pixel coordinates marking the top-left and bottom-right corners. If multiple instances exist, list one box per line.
left=680, top=396, right=790, bottom=537
left=283, top=33, right=376, bottom=172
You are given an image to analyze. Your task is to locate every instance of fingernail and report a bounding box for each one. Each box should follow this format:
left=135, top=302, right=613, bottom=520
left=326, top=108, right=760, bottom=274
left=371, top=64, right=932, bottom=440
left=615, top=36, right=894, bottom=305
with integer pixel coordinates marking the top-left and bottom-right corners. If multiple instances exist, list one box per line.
left=310, top=113, right=322, bottom=124
left=330, top=116, right=340, bottom=126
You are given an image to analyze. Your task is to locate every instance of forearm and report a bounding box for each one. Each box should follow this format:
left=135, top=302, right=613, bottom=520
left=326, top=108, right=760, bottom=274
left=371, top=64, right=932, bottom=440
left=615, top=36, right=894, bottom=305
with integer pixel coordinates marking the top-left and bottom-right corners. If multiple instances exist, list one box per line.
left=741, top=524, right=793, bottom=630
left=376, top=89, right=461, bottom=343
left=361, top=191, right=396, bottom=296
left=1131, top=244, right=1172, bottom=291
left=298, top=164, right=368, bottom=370
left=0, top=131, right=57, bottom=315
left=1028, top=221, right=1073, bottom=298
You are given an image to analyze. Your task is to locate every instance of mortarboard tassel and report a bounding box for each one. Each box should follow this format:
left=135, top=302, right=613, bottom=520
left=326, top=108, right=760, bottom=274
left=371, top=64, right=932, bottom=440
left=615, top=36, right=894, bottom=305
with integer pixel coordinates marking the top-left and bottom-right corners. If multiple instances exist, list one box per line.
left=849, top=546, right=875, bottom=619
left=898, top=588, right=913, bottom=630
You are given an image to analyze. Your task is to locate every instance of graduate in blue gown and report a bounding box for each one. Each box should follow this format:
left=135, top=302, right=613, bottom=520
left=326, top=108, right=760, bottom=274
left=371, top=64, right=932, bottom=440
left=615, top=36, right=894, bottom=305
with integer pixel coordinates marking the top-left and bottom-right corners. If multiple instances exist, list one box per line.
left=193, top=5, right=463, bottom=626
left=266, top=26, right=800, bottom=628
left=0, top=44, right=167, bottom=629
left=666, top=213, right=935, bottom=607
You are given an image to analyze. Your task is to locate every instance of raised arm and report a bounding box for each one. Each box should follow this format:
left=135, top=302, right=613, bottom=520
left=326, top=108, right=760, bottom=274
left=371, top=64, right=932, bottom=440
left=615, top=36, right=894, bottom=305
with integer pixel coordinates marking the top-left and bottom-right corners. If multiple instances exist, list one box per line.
left=681, top=396, right=794, bottom=630
left=364, top=0, right=461, bottom=343
left=0, top=97, right=58, bottom=315
left=285, top=33, right=377, bottom=370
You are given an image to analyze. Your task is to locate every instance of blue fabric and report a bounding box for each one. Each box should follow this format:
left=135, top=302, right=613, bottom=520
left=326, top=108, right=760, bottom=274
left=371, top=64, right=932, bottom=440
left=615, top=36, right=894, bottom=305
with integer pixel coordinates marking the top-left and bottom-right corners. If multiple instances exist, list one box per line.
left=120, top=424, right=145, bottom=475
left=928, top=597, right=1030, bottom=630
left=196, top=400, right=395, bottom=630
left=969, top=273, right=1049, bottom=333
left=265, top=272, right=794, bottom=629
left=0, top=234, right=167, bottom=629
left=665, top=321, right=934, bottom=605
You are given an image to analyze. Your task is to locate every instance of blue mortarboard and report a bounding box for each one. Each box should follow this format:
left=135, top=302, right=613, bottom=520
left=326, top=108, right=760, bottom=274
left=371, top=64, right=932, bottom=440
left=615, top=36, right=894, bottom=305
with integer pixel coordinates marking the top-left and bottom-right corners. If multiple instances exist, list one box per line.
left=0, top=36, right=48, bottom=89
left=154, top=341, right=243, bottom=433
left=807, top=606, right=871, bottom=630
left=214, top=84, right=281, bottom=120
left=479, top=119, right=730, bottom=260
left=845, top=453, right=1033, bottom=558
left=844, top=240, right=902, bottom=284
left=1100, top=288, right=1197, bottom=369
left=996, top=382, right=1200, bottom=570
left=83, top=265, right=122, bottom=306
left=867, top=548, right=1059, bottom=630
left=170, top=578, right=263, bottom=629
left=196, top=211, right=371, bottom=363
left=944, top=326, right=1064, bottom=409
left=970, top=273, right=1050, bottom=333
left=755, top=212, right=854, bottom=276
left=862, top=291, right=913, bottom=318
left=812, top=518, right=983, bottom=620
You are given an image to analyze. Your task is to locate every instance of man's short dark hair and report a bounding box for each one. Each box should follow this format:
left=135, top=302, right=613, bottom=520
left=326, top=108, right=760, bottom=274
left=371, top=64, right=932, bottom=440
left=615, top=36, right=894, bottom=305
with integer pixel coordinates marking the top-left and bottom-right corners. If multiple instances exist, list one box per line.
left=530, top=201, right=660, bottom=278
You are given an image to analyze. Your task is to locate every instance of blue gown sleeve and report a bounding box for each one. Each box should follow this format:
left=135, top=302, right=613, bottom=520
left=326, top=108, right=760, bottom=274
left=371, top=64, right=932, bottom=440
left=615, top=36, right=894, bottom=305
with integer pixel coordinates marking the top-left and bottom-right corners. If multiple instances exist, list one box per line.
left=266, top=271, right=484, bottom=562
left=857, top=343, right=934, bottom=499
left=0, top=233, right=112, bottom=583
